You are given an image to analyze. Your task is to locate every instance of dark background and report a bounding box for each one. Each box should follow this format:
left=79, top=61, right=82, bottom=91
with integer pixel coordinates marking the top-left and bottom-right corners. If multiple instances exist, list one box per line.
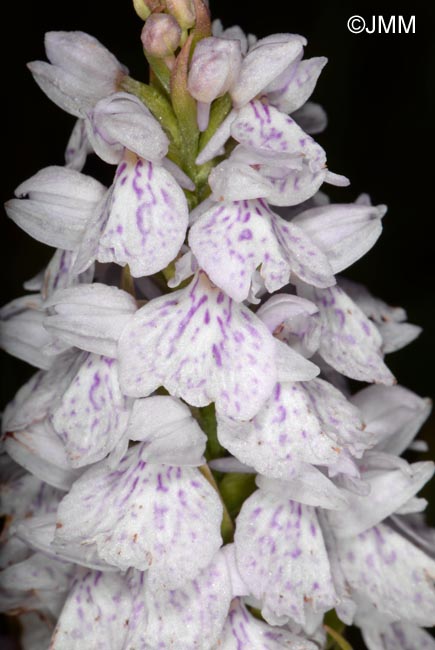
left=1, top=0, right=434, bottom=647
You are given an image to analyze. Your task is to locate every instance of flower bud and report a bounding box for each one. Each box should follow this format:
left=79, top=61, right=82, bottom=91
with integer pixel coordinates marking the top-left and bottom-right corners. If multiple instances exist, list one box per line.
left=188, top=37, right=242, bottom=104
left=166, top=0, right=196, bottom=29
left=141, top=13, right=182, bottom=57
left=132, top=0, right=164, bottom=21
left=133, top=0, right=151, bottom=20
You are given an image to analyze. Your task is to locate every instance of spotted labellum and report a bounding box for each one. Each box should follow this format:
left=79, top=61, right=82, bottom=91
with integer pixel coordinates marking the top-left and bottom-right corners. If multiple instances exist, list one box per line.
left=1, top=1, right=434, bottom=649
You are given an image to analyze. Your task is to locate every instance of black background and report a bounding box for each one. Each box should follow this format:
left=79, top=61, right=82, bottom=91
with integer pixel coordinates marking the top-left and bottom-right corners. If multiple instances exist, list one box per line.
left=1, top=0, right=435, bottom=647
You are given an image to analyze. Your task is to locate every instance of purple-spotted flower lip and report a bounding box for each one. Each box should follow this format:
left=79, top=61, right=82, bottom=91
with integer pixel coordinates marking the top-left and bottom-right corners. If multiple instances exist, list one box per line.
left=53, top=449, right=223, bottom=588
left=117, top=270, right=318, bottom=419
left=189, top=198, right=336, bottom=303
left=234, top=487, right=339, bottom=627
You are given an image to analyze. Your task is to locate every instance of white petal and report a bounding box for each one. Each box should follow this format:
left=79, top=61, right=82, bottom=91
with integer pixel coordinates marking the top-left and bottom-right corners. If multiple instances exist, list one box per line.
left=274, top=340, right=319, bottom=382
left=125, top=395, right=206, bottom=466
left=266, top=56, right=328, bottom=114
left=293, top=203, right=385, bottom=274
left=51, top=568, right=132, bottom=649
left=96, top=155, right=188, bottom=277
left=214, top=599, right=317, bottom=650
left=256, top=293, right=318, bottom=332
left=0, top=295, right=54, bottom=369
left=54, top=448, right=223, bottom=587
left=140, top=551, right=232, bottom=650
left=50, top=354, right=132, bottom=467
left=378, top=321, right=422, bottom=353
left=44, top=283, right=137, bottom=357
left=162, top=158, right=196, bottom=191
left=299, top=284, right=395, bottom=384
left=28, top=31, right=127, bottom=117
left=118, top=272, right=277, bottom=420
left=328, top=460, right=434, bottom=537
left=86, top=92, right=168, bottom=164
left=336, top=523, right=435, bottom=626
left=257, top=293, right=320, bottom=358
left=167, top=249, right=196, bottom=288
left=234, top=488, right=337, bottom=625
left=352, top=384, right=432, bottom=455
left=230, top=34, right=306, bottom=107
left=257, top=470, right=348, bottom=510
left=3, top=421, right=82, bottom=491
left=5, top=166, right=106, bottom=250
left=15, top=513, right=115, bottom=572
left=209, top=161, right=274, bottom=202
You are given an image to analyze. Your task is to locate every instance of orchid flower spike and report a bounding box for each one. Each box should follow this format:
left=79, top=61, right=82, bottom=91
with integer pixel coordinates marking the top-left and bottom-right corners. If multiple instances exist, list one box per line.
left=1, top=2, right=433, bottom=649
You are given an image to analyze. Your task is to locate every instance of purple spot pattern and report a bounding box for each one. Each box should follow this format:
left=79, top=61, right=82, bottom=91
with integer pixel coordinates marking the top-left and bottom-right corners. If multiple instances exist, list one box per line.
left=55, top=444, right=222, bottom=588
left=42, top=249, right=94, bottom=301
left=118, top=271, right=277, bottom=420
left=97, top=156, right=188, bottom=277
left=235, top=489, right=337, bottom=626
left=300, top=284, right=395, bottom=385
left=217, top=377, right=366, bottom=480
left=337, top=523, right=435, bottom=625
left=189, top=199, right=334, bottom=303
left=50, top=353, right=131, bottom=468
left=52, top=568, right=132, bottom=647
left=141, top=552, right=232, bottom=649
left=229, top=100, right=328, bottom=205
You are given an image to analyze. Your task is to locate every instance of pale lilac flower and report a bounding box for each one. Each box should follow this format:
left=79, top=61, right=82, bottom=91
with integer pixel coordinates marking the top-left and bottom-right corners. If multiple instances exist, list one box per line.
left=217, top=378, right=370, bottom=481
left=233, top=482, right=339, bottom=627
left=297, top=283, right=396, bottom=384
left=117, top=271, right=319, bottom=418
left=73, top=93, right=189, bottom=278
left=206, top=101, right=348, bottom=206
left=189, top=198, right=336, bottom=302
left=52, top=450, right=223, bottom=585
